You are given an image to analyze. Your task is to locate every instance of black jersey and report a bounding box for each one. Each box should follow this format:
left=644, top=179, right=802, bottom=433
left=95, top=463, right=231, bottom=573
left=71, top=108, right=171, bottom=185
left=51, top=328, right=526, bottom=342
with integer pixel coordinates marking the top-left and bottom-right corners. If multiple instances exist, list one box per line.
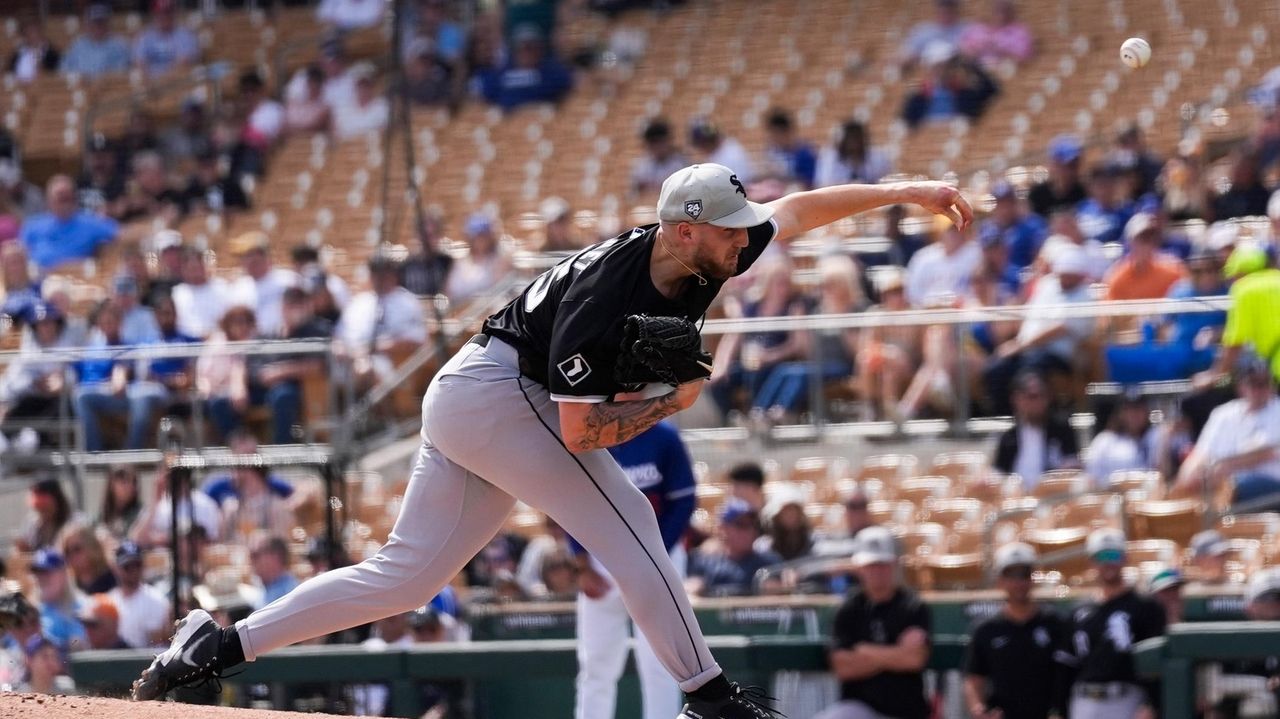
left=1067, top=589, right=1166, bottom=685
left=831, top=587, right=932, bottom=719
left=964, top=608, right=1071, bottom=719
left=484, top=220, right=777, bottom=402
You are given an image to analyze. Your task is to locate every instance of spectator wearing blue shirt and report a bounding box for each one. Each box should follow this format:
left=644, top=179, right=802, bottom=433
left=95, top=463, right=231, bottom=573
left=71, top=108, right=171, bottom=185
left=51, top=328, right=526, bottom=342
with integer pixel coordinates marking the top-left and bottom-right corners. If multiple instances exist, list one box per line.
left=761, top=109, right=818, bottom=188
left=977, top=225, right=1023, bottom=299
left=687, top=500, right=782, bottom=597
left=29, top=549, right=87, bottom=653
left=61, top=5, right=131, bottom=78
left=99, top=293, right=198, bottom=450
left=402, top=0, right=466, bottom=64
left=573, top=421, right=696, bottom=719
left=110, top=274, right=161, bottom=346
left=132, top=0, right=199, bottom=78
left=984, top=181, right=1047, bottom=271
left=478, top=25, right=572, bottom=110
left=20, top=175, right=117, bottom=272
left=1105, top=250, right=1229, bottom=382
left=250, top=534, right=300, bottom=609
left=74, top=300, right=157, bottom=451
left=1075, top=164, right=1135, bottom=245
left=200, top=428, right=295, bottom=506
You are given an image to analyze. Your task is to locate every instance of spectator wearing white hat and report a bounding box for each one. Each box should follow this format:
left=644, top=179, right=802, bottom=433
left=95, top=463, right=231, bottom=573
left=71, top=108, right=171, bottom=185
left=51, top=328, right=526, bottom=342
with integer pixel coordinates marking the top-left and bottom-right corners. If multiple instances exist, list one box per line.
left=538, top=196, right=581, bottom=252
left=1246, top=567, right=1280, bottom=620
left=983, top=244, right=1094, bottom=414
left=1060, top=528, right=1165, bottom=719
left=1146, top=565, right=1185, bottom=623
left=964, top=542, right=1070, bottom=719
left=816, top=526, right=932, bottom=719
left=1188, top=529, right=1230, bottom=585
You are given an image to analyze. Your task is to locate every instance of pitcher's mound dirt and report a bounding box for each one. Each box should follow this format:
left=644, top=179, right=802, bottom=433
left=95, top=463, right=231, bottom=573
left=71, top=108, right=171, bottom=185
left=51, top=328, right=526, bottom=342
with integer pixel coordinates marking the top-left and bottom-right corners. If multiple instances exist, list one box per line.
left=0, top=693, right=347, bottom=718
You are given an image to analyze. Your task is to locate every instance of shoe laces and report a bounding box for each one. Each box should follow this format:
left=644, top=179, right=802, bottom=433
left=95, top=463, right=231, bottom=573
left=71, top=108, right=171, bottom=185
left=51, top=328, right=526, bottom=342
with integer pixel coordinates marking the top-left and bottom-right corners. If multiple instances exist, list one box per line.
left=730, top=683, right=785, bottom=718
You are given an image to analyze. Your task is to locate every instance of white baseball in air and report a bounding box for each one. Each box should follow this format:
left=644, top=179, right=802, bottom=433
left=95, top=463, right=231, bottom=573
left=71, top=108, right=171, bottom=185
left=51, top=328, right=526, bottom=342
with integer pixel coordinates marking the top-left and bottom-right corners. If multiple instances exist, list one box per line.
left=1120, top=37, right=1152, bottom=68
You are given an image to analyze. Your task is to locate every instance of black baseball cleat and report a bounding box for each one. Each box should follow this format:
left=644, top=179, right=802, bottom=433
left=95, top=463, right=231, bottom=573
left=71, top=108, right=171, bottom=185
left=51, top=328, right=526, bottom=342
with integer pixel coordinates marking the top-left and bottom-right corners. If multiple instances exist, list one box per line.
left=131, top=609, right=225, bottom=701
left=678, top=682, right=784, bottom=719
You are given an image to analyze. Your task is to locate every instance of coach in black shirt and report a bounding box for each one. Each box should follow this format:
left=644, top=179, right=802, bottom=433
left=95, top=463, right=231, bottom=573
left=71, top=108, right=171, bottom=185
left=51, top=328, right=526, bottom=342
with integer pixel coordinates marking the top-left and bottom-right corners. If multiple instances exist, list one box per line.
left=817, top=526, right=931, bottom=719
left=964, top=542, right=1070, bottom=719
left=1064, top=528, right=1165, bottom=719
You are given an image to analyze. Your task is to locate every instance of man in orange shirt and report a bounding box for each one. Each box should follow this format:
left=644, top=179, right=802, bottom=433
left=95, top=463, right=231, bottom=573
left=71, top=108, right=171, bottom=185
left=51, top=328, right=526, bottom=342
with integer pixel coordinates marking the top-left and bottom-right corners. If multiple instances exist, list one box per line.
left=1103, top=213, right=1187, bottom=302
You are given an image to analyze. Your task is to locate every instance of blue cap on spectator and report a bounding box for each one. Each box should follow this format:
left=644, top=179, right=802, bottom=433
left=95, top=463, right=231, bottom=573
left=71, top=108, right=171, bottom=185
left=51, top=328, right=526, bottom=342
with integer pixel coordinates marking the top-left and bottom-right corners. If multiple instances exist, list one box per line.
left=31, top=548, right=65, bottom=573
left=465, top=213, right=494, bottom=237
left=1048, top=135, right=1082, bottom=164
left=23, top=634, right=55, bottom=657
left=719, top=498, right=757, bottom=525
left=116, top=540, right=143, bottom=566
left=990, top=180, right=1016, bottom=201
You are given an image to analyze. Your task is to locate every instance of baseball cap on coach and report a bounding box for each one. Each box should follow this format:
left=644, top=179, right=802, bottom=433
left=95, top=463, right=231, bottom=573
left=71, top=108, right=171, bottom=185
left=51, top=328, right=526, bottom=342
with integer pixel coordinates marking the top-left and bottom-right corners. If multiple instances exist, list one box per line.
left=853, top=526, right=898, bottom=566
left=994, top=542, right=1037, bottom=574
left=1086, top=527, right=1127, bottom=564
left=657, top=164, right=775, bottom=229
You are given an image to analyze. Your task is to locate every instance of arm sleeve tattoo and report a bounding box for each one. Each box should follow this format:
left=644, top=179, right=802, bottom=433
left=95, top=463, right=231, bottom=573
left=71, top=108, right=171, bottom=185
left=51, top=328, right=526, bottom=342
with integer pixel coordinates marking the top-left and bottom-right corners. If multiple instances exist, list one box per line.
left=568, top=393, right=682, bottom=452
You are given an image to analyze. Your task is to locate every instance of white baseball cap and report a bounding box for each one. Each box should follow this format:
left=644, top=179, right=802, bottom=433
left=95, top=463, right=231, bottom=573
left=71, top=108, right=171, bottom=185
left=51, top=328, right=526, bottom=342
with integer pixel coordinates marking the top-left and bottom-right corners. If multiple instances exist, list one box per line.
left=1189, top=529, right=1229, bottom=559
left=1086, top=527, right=1127, bottom=563
left=1147, top=564, right=1185, bottom=594
left=1246, top=567, right=1280, bottom=605
left=994, top=542, right=1037, bottom=574
left=1051, top=244, right=1089, bottom=276
left=657, top=164, right=775, bottom=228
left=852, top=526, right=898, bottom=566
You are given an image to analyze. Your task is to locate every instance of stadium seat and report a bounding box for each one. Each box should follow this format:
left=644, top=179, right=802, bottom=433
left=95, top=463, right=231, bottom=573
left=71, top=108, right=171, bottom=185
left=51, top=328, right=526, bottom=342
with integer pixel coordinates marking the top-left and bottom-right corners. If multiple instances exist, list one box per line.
left=1048, top=493, right=1123, bottom=530
left=922, top=553, right=986, bottom=590
left=1128, top=498, right=1206, bottom=547
left=1125, top=539, right=1179, bottom=565
left=896, top=522, right=947, bottom=557
left=867, top=500, right=916, bottom=529
left=919, top=497, right=985, bottom=528
left=1107, top=470, right=1166, bottom=501
left=1032, top=471, right=1090, bottom=499
left=895, top=476, right=953, bottom=507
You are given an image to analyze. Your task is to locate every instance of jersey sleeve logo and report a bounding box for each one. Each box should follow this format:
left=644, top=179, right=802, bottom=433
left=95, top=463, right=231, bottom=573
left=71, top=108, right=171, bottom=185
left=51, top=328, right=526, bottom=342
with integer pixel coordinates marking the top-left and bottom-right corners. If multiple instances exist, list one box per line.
left=684, top=200, right=703, bottom=220
left=557, top=354, right=592, bottom=386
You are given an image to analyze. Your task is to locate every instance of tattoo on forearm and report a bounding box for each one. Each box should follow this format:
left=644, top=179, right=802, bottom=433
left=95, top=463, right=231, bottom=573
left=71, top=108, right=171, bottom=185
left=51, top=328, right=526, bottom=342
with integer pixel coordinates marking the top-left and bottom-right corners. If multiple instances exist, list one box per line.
left=573, top=393, right=680, bottom=451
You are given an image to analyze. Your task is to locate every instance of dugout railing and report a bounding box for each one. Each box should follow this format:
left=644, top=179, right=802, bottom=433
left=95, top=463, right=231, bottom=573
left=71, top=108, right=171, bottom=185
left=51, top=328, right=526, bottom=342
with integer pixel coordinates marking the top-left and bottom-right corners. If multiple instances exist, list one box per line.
left=67, top=589, right=1252, bottom=718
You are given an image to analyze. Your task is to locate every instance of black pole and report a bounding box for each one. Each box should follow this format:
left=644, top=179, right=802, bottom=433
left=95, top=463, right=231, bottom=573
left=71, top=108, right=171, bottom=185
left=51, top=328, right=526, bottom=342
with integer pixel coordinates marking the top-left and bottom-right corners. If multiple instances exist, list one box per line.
left=160, top=417, right=185, bottom=623
left=391, top=0, right=451, bottom=362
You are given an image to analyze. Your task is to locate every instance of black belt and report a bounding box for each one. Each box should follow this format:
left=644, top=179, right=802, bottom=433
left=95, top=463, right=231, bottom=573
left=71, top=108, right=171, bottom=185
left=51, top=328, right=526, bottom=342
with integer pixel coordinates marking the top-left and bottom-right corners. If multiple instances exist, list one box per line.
left=467, top=333, right=549, bottom=386
left=1074, top=682, right=1137, bottom=700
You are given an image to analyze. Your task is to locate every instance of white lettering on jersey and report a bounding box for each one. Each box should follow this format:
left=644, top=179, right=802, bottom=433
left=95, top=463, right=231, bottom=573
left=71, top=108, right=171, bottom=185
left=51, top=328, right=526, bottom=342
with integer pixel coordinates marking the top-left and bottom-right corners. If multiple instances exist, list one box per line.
left=557, top=354, right=592, bottom=385
left=1106, top=611, right=1132, bottom=650
left=1034, top=626, right=1050, bottom=647
left=621, top=462, right=662, bottom=491
left=523, top=237, right=623, bottom=312
left=992, top=636, right=1010, bottom=649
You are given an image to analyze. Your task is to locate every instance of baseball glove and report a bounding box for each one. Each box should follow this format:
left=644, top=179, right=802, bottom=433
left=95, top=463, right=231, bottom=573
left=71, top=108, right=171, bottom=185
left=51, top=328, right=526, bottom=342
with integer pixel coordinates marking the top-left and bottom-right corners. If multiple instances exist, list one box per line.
left=615, top=314, right=713, bottom=387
